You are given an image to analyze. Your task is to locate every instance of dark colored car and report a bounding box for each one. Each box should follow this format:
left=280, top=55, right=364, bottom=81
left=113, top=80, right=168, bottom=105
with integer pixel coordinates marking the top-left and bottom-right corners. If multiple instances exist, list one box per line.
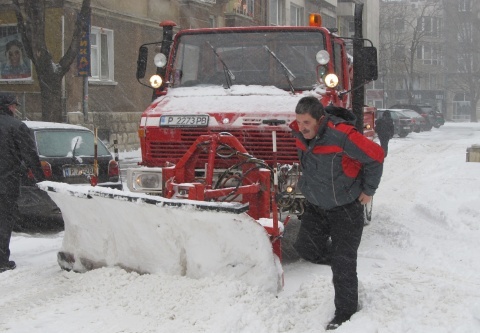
left=389, top=104, right=445, bottom=130
left=16, top=121, right=122, bottom=231
left=376, top=109, right=413, bottom=138
left=397, top=109, right=427, bottom=133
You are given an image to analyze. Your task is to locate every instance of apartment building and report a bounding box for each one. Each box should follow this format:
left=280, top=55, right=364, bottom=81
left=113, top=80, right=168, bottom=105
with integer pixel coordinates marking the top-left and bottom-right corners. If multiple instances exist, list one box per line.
left=1, top=0, right=379, bottom=149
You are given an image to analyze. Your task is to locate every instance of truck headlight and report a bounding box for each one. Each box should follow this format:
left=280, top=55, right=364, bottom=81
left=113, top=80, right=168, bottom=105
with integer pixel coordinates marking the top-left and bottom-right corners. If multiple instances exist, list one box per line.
left=150, top=75, right=163, bottom=88
left=316, top=50, right=330, bottom=65
left=154, top=53, right=167, bottom=68
left=136, top=174, right=161, bottom=188
left=324, top=73, right=339, bottom=88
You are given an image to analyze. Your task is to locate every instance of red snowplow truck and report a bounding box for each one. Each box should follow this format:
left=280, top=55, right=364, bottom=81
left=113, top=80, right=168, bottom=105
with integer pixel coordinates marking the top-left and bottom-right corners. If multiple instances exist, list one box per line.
left=128, top=12, right=378, bottom=218
left=40, top=10, right=378, bottom=290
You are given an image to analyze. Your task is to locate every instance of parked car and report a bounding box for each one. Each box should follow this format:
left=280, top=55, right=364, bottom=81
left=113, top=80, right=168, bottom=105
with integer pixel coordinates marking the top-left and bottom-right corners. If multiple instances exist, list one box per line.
left=376, top=109, right=413, bottom=138
left=389, top=104, right=443, bottom=130
left=431, top=110, right=445, bottom=128
left=399, top=109, right=429, bottom=132
left=16, top=121, right=122, bottom=231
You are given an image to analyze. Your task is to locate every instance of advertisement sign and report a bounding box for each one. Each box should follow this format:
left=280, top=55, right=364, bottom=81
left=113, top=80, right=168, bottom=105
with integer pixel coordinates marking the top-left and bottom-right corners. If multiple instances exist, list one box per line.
left=77, top=12, right=91, bottom=77
left=0, top=32, right=32, bottom=81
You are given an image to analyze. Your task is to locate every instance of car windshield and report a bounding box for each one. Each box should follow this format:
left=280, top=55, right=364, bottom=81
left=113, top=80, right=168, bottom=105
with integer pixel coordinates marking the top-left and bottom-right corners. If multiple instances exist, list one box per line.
left=34, top=129, right=111, bottom=158
left=170, top=30, right=325, bottom=90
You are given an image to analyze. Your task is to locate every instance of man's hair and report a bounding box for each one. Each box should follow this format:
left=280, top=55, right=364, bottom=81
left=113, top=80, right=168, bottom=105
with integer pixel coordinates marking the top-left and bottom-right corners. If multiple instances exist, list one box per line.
left=295, top=96, right=324, bottom=120
left=5, top=39, right=24, bottom=54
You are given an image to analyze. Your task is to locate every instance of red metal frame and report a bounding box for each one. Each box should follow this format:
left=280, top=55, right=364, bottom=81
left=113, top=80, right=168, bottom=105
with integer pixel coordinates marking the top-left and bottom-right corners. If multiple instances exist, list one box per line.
left=161, top=134, right=282, bottom=259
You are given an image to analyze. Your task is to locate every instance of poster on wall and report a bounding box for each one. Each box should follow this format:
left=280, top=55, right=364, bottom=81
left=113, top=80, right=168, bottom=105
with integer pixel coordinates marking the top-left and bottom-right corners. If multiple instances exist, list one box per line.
left=0, top=32, right=32, bottom=81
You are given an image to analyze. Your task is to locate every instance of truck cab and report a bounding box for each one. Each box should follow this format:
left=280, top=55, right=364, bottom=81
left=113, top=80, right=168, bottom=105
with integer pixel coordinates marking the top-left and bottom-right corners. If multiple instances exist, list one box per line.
left=130, top=15, right=378, bottom=216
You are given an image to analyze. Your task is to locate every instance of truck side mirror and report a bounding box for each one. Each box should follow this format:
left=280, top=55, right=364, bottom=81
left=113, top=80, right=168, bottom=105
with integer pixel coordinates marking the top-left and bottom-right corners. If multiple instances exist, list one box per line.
left=136, top=46, right=148, bottom=80
left=361, top=46, right=378, bottom=81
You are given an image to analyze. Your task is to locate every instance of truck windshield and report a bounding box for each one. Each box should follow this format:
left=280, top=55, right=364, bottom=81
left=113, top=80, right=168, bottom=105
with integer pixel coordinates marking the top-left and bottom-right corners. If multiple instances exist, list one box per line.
left=170, top=30, right=325, bottom=91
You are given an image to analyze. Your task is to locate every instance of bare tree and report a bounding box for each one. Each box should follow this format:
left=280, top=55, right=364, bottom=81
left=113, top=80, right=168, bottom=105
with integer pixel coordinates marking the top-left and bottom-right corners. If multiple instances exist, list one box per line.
left=379, top=1, right=443, bottom=105
left=12, top=0, right=91, bottom=122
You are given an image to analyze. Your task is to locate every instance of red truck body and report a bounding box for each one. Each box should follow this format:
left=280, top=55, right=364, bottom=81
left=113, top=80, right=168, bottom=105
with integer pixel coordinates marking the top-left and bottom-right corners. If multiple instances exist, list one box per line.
left=129, top=18, right=377, bottom=215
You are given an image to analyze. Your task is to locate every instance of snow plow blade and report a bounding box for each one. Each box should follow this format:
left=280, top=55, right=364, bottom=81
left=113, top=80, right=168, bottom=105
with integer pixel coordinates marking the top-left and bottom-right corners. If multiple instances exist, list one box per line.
left=39, top=181, right=283, bottom=293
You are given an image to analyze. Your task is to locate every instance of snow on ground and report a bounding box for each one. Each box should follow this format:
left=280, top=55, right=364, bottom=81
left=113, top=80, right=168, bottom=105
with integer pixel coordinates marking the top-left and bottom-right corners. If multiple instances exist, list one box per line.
left=2, top=122, right=480, bottom=333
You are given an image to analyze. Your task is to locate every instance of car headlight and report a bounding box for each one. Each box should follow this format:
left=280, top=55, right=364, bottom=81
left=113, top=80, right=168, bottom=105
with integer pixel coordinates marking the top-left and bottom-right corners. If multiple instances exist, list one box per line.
left=127, top=168, right=163, bottom=193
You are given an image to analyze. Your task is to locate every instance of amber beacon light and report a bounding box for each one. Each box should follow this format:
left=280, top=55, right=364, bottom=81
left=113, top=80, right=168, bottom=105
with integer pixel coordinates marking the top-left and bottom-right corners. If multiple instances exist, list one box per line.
left=309, top=13, right=322, bottom=27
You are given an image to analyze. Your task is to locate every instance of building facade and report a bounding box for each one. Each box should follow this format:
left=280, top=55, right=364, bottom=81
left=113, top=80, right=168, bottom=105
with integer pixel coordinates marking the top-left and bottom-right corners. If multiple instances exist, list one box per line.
left=1, top=0, right=379, bottom=150
left=377, top=0, right=480, bottom=121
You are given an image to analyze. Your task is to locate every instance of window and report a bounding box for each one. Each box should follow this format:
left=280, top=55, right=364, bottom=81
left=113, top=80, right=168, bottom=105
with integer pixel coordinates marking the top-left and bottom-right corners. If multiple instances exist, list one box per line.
left=269, top=0, right=283, bottom=25
left=35, top=130, right=111, bottom=157
left=247, top=0, right=254, bottom=16
left=209, top=15, right=217, bottom=28
left=234, top=0, right=254, bottom=17
left=394, top=18, right=405, bottom=32
left=417, top=43, right=442, bottom=65
left=290, top=4, right=304, bottom=26
left=348, top=21, right=355, bottom=33
left=90, top=27, right=114, bottom=82
left=458, top=22, right=472, bottom=43
left=373, top=76, right=384, bottom=90
left=458, top=0, right=471, bottom=12
left=322, top=14, right=336, bottom=29
left=458, top=53, right=473, bottom=72
left=418, top=17, right=442, bottom=37
left=452, top=93, right=471, bottom=121
left=393, top=44, right=405, bottom=60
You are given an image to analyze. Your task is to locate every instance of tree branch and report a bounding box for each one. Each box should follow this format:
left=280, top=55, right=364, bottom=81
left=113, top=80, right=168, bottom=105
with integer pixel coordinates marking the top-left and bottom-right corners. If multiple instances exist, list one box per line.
left=58, top=0, right=91, bottom=76
left=12, top=0, right=35, bottom=66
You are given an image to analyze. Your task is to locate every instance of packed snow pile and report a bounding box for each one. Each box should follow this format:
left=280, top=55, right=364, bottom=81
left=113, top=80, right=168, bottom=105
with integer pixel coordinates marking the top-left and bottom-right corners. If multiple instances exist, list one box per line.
left=38, top=181, right=283, bottom=294
left=1, top=122, right=480, bottom=333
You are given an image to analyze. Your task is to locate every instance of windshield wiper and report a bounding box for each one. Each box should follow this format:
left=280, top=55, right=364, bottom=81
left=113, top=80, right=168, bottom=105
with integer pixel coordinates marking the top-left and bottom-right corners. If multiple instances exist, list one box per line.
left=71, top=137, right=80, bottom=162
left=206, top=41, right=235, bottom=88
left=263, top=45, right=296, bottom=94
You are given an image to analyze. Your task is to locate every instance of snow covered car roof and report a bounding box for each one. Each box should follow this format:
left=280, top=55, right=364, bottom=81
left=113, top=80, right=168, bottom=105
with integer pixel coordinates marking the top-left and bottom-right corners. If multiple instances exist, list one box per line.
left=23, top=121, right=92, bottom=131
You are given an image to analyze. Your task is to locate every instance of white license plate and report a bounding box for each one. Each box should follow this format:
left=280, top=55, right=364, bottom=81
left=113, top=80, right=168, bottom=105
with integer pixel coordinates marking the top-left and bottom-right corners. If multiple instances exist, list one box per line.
left=63, top=165, right=94, bottom=177
left=402, top=126, right=411, bottom=130
left=160, top=115, right=209, bottom=127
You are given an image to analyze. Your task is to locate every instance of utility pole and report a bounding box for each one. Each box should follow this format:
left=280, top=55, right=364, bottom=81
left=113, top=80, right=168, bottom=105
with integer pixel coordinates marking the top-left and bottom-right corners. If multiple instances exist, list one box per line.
left=352, top=3, right=365, bottom=133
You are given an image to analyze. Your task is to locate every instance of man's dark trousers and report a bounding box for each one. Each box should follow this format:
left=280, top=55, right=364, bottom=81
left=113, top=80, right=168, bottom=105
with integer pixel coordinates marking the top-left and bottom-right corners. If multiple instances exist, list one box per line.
left=0, top=195, right=19, bottom=265
left=295, top=200, right=364, bottom=316
left=378, top=136, right=390, bottom=157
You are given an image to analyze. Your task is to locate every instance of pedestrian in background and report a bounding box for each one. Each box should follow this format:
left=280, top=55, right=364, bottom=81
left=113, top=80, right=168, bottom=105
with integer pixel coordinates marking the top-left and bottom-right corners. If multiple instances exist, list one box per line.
left=375, top=111, right=395, bottom=157
left=0, top=93, right=44, bottom=273
left=291, top=96, right=384, bottom=330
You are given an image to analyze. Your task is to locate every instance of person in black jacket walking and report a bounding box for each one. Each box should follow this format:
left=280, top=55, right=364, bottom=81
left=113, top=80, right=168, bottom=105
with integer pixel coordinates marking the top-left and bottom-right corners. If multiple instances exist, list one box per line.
left=291, top=96, right=384, bottom=330
left=375, top=111, right=395, bottom=157
left=0, top=93, right=45, bottom=273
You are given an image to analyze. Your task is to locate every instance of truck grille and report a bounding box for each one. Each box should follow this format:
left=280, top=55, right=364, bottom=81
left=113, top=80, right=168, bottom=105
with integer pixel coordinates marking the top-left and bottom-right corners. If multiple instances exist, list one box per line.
left=148, top=129, right=299, bottom=166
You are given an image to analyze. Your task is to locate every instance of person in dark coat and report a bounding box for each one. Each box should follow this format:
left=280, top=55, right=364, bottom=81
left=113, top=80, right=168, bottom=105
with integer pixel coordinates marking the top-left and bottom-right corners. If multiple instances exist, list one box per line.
left=375, top=111, right=395, bottom=157
left=0, top=93, right=45, bottom=273
left=290, top=96, right=384, bottom=330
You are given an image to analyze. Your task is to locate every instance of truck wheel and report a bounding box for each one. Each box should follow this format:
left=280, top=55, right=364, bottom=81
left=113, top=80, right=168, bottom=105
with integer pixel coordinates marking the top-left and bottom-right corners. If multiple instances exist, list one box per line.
left=399, top=132, right=408, bottom=138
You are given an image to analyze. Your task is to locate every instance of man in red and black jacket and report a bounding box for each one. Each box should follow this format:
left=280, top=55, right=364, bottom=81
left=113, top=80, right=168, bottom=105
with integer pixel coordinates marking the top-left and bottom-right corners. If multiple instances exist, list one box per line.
left=290, top=96, right=384, bottom=330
